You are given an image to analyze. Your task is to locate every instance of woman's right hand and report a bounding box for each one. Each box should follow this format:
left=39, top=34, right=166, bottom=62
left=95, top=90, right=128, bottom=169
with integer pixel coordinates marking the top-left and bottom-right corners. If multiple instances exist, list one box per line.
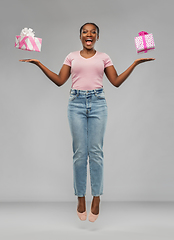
left=19, top=59, right=40, bottom=65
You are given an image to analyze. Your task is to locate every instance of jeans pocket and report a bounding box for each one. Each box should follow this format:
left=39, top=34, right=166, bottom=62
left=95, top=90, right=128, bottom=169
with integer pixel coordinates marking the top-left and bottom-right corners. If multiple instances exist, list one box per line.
left=96, top=92, right=105, bottom=99
left=69, top=93, right=78, bottom=101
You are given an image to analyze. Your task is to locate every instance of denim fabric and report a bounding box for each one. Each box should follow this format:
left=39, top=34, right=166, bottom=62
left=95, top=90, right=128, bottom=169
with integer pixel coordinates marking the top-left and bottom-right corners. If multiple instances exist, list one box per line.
left=67, top=88, right=108, bottom=197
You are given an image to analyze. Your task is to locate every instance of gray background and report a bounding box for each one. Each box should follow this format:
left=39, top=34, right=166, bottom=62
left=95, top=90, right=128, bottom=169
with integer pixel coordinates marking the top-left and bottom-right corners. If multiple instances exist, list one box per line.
left=0, top=0, right=173, bottom=202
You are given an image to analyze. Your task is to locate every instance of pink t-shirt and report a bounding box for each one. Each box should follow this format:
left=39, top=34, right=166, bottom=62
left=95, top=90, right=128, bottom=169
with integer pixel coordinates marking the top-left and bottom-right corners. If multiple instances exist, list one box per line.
left=63, top=51, right=113, bottom=90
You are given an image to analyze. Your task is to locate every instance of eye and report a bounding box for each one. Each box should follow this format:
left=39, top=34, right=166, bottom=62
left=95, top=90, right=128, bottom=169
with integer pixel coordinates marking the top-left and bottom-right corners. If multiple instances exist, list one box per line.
left=92, top=31, right=96, bottom=34
left=82, top=30, right=87, bottom=34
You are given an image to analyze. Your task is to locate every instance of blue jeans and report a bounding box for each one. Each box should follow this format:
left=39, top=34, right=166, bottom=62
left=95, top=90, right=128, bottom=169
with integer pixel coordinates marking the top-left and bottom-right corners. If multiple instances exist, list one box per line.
left=67, top=88, right=108, bottom=197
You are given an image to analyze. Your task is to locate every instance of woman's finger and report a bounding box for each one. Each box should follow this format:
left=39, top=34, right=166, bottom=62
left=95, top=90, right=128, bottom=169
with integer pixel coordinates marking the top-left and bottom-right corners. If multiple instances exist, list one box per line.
left=145, top=58, right=155, bottom=61
left=19, top=59, right=31, bottom=62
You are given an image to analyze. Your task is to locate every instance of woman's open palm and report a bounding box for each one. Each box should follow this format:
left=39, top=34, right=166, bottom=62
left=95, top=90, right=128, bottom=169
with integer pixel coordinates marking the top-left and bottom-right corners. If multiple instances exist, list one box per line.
left=134, top=58, right=155, bottom=65
left=19, top=59, right=40, bottom=64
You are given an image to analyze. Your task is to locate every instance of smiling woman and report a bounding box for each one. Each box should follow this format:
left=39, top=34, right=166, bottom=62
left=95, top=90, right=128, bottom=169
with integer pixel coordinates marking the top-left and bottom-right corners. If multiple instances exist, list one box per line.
left=19, top=22, right=155, bottom=223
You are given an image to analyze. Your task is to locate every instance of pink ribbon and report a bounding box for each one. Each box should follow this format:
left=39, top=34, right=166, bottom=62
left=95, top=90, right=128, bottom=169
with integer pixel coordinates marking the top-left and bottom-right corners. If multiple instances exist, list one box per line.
left=138, top=31, right=148, bottom=53
left=16, top=36, right=40, bottom=51
left=29, top=37, right=40, bottom=51
left=18, top=36, right=28, bottom=49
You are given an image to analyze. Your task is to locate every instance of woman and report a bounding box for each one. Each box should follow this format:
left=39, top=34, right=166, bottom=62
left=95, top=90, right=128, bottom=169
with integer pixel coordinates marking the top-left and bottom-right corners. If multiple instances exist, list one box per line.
left=20, top=22, right=155, bottom=222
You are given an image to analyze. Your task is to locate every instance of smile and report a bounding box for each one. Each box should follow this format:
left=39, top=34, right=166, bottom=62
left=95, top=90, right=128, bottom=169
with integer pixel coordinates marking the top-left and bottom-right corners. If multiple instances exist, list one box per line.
left=85, top=38, right=93, bottom=46
left=85, top=38, right=93, bottom=42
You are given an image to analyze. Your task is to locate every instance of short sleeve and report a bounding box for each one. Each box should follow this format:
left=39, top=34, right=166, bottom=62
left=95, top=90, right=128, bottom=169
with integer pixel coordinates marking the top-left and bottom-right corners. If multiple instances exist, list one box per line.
left=63, top=52, right=72, bottom=66
left=104, top=54, right=113, bottom=68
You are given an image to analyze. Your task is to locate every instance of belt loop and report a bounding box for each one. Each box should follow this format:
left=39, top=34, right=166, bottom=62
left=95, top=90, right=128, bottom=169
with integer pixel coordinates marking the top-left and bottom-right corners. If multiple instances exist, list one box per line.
left=94, top=89, right=97, bottom=96
left=77, top=90, right=79, bottom=97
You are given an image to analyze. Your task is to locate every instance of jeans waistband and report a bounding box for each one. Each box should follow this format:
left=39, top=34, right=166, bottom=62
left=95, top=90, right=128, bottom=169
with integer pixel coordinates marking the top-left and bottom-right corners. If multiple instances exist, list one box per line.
left=70, top=88, right=104, bottom=95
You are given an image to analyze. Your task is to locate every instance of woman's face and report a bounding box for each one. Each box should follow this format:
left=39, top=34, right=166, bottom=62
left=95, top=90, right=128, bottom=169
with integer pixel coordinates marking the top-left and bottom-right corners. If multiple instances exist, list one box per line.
left=80, top=24, right=99, bottom=50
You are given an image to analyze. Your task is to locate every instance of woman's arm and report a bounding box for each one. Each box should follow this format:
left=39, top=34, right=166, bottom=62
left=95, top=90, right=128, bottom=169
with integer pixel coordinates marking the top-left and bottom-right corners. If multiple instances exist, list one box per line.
left=19, top=59, right=71, bottom=87
left=104, top=58, right=155, bottom=87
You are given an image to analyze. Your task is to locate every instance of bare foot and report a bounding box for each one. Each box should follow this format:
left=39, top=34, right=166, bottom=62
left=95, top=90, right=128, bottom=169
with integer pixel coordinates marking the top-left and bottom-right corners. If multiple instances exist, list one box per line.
left=91, top=196, right=100, bottom=215
left=77, top=196, right=86, bottom=213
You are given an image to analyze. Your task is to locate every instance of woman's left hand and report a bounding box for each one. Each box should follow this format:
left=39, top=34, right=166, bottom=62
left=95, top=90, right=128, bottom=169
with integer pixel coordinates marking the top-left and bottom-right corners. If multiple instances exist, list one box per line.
left=134, top=58, right=155, bottom=66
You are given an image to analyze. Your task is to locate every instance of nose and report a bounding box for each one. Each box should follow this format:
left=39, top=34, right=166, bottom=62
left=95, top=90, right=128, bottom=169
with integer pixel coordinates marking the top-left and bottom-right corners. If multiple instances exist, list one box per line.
left=87, top=31, right=92, bottom=36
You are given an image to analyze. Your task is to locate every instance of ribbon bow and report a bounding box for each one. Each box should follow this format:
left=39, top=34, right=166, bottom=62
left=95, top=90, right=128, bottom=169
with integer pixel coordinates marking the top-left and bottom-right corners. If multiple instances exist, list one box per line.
left=138, top=31, right=148, bottom=36
left=20, top=28, right=35, bottom=37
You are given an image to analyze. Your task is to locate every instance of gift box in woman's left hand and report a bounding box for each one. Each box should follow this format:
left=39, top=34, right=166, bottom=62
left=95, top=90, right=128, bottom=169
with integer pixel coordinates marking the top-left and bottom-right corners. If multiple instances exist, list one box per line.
left=135, top=31, right=155, bottom=53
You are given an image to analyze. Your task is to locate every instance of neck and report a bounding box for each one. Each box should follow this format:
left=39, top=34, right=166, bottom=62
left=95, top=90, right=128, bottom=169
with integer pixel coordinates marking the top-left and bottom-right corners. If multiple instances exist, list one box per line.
left=81, top=47, right=96, bottom=55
